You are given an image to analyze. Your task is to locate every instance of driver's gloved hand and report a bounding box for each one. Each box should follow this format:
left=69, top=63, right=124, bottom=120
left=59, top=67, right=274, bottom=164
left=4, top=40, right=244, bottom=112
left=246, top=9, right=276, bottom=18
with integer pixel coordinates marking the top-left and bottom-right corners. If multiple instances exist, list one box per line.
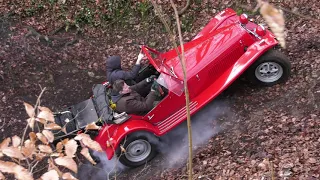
left=151, top=81, right=159, bottom=90
left=146, top=75, right=157, bottom=83
left=136, top=53, right=144, bottom=65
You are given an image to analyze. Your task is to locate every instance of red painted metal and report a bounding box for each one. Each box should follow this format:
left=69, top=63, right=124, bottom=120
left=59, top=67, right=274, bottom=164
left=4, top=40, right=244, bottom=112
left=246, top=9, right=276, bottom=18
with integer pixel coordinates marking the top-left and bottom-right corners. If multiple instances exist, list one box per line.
left=95, top=8, right=280, bottom=160
left=239, top=14, right=249, bottom=24
left=256, top=25, right=266, bottom=37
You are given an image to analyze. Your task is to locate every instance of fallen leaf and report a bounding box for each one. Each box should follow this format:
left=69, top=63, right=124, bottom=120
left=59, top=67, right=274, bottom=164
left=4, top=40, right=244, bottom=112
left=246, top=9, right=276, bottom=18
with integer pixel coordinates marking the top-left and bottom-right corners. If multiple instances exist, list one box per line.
left=259, top=0, right=286, bottom=48
left=2, top=147, right=25, bottom=160
left=80, top=148, right=96, bottom=165
left=61, top=138, right=69, bottom=145
left=40, top=169, right=59, bottom=180
left=24, top=102, right=35, bottom=118
left=0, top=160, right=33, bottom=180
left=48, top=159, right=62, bottom=176
left=0, top=172, right=4, bottom=180
left=36, top=117, right=47, bottom=124
left=36, top=133, right=49, bottom=145
left=62, top=172, right=78, bottom=180
left=21, top=140, right=36, bottom=158
left=65, top=139, right=78, bottom=157
left=38, top=106, right=53, bottom=113
left=55, top=157, right=78, bottom=173
left=38, top=145, right=53, bottom=154
left=308, top=158, right=317, bottom=164
left=29, top=132, right=37, bottom=143
left=74, top=133, right=89, bottom=141
left=12, top=135, right=21, bottom=148
left=50, top=153, right=63, bottom=157
left=45, top=123, right=62, bottom=130
left=61, top=126, right=67, bottom=134
left=56, top=142, right=63, bottom=153
left=0, top=138, right=11, bottom=150
left=85, top=122, right=101, bottom=130
left=35, top=152, right=46, bottom=161
left=120, top=145, right=126, bottom=153
left=27, top=117, right=35, bottom=130
left=0, top=160, right=15, bottom=173
left=42, top=130, right=54, bottom=143
left=75, top=133, right=103, bottom=152
left=38, top=106, right=54, bottom=122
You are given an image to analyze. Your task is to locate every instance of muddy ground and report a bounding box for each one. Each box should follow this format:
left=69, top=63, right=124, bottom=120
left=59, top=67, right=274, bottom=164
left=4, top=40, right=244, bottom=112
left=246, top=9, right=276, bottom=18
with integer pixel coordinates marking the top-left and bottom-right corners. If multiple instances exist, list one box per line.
left=0, top=0, right=319, bottom=179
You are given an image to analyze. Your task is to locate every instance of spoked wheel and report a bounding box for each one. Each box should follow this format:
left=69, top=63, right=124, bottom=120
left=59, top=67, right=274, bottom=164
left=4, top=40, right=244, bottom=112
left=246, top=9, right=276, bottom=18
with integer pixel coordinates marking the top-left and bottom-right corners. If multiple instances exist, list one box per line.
left=117, top=132, right=159, bottom=167
left=246, top=49, right=291, bottom=86
left=255, top=62, right=283, bottom=83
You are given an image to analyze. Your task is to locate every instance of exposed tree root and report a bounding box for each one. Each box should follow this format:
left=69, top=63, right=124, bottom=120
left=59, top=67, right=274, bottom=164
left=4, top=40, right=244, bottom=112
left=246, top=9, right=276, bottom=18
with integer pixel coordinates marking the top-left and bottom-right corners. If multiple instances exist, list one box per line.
left=25, top=26, right=79, bottom=47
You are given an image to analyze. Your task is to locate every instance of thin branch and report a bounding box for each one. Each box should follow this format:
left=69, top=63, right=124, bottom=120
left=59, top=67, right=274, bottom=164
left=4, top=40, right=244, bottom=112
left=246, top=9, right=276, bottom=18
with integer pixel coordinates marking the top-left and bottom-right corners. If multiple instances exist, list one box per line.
left=178, top=0, right=191, bottom=15
left=30, top=161, right=40, bottom=173
left=170, top=1, right=193, bottom=179
left=20, top=87, right=47, bottom=150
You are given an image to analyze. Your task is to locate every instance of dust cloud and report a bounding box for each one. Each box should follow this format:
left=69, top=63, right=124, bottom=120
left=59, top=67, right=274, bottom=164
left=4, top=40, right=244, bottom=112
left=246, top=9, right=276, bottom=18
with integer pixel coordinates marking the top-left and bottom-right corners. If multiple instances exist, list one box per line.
left=77, top=99, right=232, bottom=179
left=77, top=152, right=127, bottom=180
left=158, top=99, right=232, bottom=168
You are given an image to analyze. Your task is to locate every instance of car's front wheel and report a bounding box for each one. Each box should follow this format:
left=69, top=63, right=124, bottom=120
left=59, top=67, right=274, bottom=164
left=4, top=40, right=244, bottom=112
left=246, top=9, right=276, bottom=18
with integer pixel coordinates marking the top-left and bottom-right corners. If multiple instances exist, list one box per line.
left=116, top=132, right=159, bottom=167
left=246, top=49, right=291, bottom=86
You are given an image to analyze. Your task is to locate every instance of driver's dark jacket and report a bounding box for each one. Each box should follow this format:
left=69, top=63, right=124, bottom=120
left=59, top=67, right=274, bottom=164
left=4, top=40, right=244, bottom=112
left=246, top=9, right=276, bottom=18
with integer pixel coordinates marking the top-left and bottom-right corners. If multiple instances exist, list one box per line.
left=111, top=80, right=156, bottom=116
left=106, top=55, right=141, bottom=85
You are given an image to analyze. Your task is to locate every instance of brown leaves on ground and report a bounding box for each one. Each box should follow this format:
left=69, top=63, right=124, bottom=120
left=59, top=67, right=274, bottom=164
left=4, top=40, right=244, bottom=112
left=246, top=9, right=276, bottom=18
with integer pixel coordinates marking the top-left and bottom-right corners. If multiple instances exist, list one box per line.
left=257, top=0, right=286, bottom=48
left=38, top=145, right=53, bottom=154
left=40, top=169, right=59, bottom=180
left=85, top=122, right=101, bottom=130
left=24, top=102, right=36, bottom=129
left=54, top=157, right=78, bottom=173
left=80, top=148, right=96, bottom=165
left=62, top=172, right=78, bottom=180
left=0, top=172, right=4, bottom=180
left=0, top=138, right=11, bottom=157
left=36, top=132, right=49, bottom=144
left=29, top=132, right=37, bottom=143
left=44, top=123, right=62, bottom=130
left=27, top=117, right=36, bottom=130
left=42, top=130, right=54, bottom=143
left=23, top=102, right=35, bottom=118
left=11, top=135, right=21, bottom=147
left=0, top=160, right=33, bottom=180
left=21, top=140, right=36, bottom=159
left=65, top=139, right=78, bottom=157
left=74, top=133, right=103, bottom=152
left=37, top=106, right=54, bottom=122
left=2, top=147, right=25, bottom=160
left=56, top=142, right=63, bottom=153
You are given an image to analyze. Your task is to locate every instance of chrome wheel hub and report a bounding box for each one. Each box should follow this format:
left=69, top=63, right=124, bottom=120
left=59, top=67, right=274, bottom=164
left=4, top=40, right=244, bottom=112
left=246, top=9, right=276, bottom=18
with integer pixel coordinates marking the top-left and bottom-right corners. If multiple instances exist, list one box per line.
left=255, top=62, right=283, bottom=83
left=125, top=139, right=151, bottom=162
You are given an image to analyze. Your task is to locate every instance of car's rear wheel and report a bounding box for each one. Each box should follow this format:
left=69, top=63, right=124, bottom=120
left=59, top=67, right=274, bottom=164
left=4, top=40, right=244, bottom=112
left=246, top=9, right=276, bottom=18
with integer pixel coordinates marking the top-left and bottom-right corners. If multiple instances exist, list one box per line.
left=246, top=49, right=291, bottom=86
left=116, top=132, right=159, bottom=167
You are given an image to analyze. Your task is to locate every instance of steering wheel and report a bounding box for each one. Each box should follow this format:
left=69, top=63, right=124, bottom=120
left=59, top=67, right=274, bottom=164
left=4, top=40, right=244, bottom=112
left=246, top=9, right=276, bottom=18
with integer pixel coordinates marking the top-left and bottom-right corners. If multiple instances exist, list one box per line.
left=152, top=81, right=165, bottom=97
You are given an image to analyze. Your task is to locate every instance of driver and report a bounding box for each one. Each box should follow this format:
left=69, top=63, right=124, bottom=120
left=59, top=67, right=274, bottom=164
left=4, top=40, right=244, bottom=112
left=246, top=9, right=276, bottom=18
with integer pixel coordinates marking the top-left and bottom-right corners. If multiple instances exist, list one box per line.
left=106, top=52, right=144, bottom=86
left=111, top=76, right=158, bottom=116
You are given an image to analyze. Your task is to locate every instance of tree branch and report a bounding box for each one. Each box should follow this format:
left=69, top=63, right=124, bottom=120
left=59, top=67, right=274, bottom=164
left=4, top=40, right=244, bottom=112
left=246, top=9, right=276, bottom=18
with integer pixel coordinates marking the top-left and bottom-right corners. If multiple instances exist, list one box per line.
left=178, top=0, right=191, bottom=15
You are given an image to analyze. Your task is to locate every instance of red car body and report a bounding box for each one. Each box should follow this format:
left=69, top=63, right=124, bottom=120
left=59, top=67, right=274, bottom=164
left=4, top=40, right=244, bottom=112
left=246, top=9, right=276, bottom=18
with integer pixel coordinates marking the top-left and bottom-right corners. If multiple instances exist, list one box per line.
left=95, top=8, right=279, bottom=160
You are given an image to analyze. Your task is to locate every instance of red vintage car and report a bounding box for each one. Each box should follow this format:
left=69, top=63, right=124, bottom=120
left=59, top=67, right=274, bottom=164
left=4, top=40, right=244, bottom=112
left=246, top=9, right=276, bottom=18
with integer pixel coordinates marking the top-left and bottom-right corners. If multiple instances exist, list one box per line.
left=53, top=8, right=290, bottom=167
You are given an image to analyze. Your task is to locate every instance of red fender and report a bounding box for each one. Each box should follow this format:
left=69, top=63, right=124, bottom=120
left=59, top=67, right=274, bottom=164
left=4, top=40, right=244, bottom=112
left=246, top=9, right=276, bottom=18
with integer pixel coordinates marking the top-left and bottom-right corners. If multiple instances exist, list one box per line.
left=95, top=120, right=159, bottom=160
left=194, top=31, right=279, bottom=108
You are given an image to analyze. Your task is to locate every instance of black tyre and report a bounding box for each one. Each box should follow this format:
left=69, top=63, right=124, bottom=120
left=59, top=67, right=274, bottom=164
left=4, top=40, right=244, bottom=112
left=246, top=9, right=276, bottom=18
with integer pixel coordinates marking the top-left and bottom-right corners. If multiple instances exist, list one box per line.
left=116, top=132, right=159, bottom=167
left=245, top=49, right=291, bottom=86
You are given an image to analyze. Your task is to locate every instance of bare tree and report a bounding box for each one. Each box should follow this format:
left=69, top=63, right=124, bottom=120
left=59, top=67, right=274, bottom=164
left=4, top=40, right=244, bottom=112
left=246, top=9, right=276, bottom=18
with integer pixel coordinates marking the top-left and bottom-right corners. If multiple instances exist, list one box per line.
left=150, top=0, right=193, bottom=179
